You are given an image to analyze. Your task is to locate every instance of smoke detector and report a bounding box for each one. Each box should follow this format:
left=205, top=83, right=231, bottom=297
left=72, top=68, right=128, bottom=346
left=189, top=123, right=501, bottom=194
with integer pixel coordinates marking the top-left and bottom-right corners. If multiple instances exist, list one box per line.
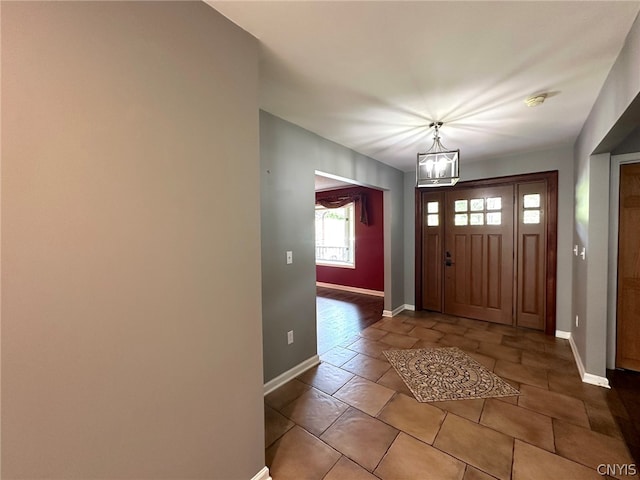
left=524, top=93, right=547, bottom=107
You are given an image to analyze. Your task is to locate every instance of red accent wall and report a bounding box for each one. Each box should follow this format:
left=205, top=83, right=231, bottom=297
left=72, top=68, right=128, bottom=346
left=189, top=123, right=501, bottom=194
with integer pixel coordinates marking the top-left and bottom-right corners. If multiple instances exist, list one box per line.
left=316, top=186, right=384, bottom=292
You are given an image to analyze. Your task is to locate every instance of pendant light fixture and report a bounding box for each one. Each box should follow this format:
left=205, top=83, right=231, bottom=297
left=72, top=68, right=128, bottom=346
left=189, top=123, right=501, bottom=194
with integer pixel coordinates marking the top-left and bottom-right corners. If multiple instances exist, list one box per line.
left=416, top=122, right=460, bottom=187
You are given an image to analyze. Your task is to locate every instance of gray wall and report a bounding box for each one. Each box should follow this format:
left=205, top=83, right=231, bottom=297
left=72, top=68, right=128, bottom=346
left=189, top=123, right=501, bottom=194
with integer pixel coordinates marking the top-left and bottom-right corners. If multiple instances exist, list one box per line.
left=403, top=146, right=575, bottom=333
left=613, top=125, right=640, bottom=154
left=261, top=112, right=405, bottom=382
left=573, top=12, right=640, bottom=377
left=2, top=3, right=265, bottom=478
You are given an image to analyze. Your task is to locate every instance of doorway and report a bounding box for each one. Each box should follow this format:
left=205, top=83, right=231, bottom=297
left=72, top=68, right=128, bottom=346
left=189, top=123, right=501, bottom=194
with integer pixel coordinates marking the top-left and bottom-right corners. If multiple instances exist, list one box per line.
left=615, top=162, right=640, bottom=371
left=415, top=171, right=558, bottom=334
left=314, top=173, right=385, bottom=354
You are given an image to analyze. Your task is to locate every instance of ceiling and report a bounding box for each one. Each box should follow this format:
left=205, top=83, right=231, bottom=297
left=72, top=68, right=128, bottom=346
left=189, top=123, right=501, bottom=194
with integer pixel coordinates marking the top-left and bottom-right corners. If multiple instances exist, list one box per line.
left=210, top=1, right=640, bottom=172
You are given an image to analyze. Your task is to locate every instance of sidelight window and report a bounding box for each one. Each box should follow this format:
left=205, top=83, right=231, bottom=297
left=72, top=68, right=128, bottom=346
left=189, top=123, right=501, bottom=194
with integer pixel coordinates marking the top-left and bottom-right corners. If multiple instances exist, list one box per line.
left=522, top=193, right=541, bottom=224
left=427, top=201, right=440, bottom=226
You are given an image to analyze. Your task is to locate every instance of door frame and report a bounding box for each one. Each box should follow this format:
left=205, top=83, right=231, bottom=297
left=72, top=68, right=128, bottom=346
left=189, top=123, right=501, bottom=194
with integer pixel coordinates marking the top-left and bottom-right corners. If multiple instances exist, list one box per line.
left=608, top=153, right=640, bottom=369
left=415, top=170, right=558, bottom=335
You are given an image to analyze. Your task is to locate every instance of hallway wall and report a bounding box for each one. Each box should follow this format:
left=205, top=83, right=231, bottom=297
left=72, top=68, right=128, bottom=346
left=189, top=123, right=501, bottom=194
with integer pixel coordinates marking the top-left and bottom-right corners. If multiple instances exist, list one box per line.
left=1, top=3, right=265, bottom=478
left=261, top=112, right=404, bottom=383
left=573, top=11, right=640, bottom=379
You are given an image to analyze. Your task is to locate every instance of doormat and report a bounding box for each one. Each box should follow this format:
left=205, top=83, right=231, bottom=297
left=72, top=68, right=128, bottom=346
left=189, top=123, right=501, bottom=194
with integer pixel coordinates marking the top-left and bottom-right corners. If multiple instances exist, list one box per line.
left=383, top=347, right=520, bottom=403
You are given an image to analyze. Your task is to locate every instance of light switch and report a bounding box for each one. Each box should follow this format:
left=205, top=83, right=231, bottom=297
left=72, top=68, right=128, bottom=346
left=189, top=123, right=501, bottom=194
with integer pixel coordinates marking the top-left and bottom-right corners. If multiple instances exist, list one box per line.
left=286, top=251, right=293, bottom=264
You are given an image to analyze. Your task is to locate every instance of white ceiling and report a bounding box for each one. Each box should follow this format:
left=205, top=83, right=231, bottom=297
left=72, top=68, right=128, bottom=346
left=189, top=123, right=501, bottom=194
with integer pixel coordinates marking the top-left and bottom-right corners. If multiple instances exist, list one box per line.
left=210, top=1, right=640, bottom=172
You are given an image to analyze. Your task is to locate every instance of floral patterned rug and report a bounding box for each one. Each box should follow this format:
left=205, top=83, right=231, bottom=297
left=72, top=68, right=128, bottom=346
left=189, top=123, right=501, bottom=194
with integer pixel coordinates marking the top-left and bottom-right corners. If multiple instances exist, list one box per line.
left=383, top=347, right=520, bottom=402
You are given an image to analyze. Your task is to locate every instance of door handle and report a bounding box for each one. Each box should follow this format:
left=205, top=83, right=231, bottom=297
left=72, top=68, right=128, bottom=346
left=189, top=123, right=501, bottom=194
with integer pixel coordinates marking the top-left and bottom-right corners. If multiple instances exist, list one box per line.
left=445, top=251, right=454, bottom=267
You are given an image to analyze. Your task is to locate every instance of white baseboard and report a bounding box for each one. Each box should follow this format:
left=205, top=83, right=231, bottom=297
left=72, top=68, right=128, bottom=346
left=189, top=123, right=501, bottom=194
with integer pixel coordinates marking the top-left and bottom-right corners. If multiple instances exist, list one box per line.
left=568, top=333, right=611, bottom=389
left=263, top=355, right=320, bottom=396
left=404, top=304, right=416, bottom=311
left=582, top=372, right=611, bottom=388
left=382, top=305, right=407, bottom=317
left=555, top=330, right=571, bottom=339
left=251, top=466, right=271, bottom=480
left=316, top=281, right=384, bottom=297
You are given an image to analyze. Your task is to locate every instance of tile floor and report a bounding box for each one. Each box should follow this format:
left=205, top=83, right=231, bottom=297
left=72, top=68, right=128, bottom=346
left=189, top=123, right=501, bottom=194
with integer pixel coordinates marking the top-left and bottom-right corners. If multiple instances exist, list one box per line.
left=265, top=310, right=638, bottom=479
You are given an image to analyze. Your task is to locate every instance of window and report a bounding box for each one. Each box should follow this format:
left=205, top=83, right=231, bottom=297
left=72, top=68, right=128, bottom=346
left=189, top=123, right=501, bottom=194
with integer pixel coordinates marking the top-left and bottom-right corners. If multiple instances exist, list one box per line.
left=315, top=203, right=355, bottom=267
left=523, top=193, right=542, bottom=224
left=453, top=196, right=503, bottom=226
left=427, top=201, right=439, bottom=226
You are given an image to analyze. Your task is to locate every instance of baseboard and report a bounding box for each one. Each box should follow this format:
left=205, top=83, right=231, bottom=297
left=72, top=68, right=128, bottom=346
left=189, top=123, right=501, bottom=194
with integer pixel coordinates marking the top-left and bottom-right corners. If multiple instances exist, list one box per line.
left=382, top=305, right=407, bottom=317
left=582, top=372, right=610, bottom=388
left=316, top=281, right=384, bottom=297
left=555, top=330, right=571, bottom=339
left=568, top=333, right=611, bottom=389
left=404, top=304, right=416, bottom=311
left=251, top=466, right=271, bottom=480
left=263, top=355, right=320, bottom=396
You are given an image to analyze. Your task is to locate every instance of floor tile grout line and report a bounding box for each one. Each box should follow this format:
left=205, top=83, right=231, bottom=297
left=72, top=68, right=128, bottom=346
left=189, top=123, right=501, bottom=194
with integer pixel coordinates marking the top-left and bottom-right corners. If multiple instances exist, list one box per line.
left=432, top=408, right=449, bottom=446
left=318, top=452, right=342, bottom=480
left=370, top=430, right=401, bottom=475
left=321, top=405, right=399, bottom=476
left=265, top=381, right=311, bottom=413
left=509, top=436, right=517, bottom=480
left=551, top=415, right=558, bottom=455
left=428, top=410, right=510, bottom=479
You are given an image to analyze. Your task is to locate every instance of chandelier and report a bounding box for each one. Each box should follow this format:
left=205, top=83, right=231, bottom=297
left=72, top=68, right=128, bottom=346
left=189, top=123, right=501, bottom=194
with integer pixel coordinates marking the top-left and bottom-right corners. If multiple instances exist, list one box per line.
left=416, top=122, right=460, bottom=187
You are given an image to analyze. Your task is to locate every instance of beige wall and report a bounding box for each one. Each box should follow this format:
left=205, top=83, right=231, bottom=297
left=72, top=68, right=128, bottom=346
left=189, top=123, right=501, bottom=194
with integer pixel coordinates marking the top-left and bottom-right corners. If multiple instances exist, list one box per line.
left=2, top=2, right=264, bottom=478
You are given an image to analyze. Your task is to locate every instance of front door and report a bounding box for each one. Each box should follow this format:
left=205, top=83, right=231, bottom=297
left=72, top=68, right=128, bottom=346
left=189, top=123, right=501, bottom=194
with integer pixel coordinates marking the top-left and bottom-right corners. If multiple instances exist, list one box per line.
left=616, top=163, right=640, bottom=371
left=443, top=185, right=515, bottom=324
left=416, top=172, right=557, bottom=332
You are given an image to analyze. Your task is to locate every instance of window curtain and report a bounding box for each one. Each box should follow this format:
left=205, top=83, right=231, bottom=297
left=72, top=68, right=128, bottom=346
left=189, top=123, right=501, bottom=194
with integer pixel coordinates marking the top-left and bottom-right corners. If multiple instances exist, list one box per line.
left=316, top=193, right=369, bottom=225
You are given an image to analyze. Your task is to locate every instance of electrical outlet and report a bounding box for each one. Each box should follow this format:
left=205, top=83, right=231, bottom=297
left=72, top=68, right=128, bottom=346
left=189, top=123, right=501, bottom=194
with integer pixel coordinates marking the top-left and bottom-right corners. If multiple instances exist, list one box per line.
left=575, top=315, right=579, bottom=327
left=287, top=330, right=294, bottom=345
left=286, top=251, right=293, bottom=264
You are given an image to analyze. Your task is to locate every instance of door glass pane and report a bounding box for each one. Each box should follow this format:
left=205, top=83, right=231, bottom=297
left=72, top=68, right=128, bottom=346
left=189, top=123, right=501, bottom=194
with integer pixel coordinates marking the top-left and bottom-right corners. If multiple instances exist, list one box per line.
left=486, top=212, right=502, bottom=225
left=454, top=214, right=468, bottom=226
left=470, top=198, right=484, bottom=211
left=487, top=197, right=502, bottom=210
left=523, top=193, right=541, bottom=208
left=523, top=210, right=541, bottom=224
left=427, top=214, right=439, bottom=226
left=427, top=201, right=439, bottom=214
left=470, top=213, right=484, bottom=225
left=454, top=200, right=468, bottom=212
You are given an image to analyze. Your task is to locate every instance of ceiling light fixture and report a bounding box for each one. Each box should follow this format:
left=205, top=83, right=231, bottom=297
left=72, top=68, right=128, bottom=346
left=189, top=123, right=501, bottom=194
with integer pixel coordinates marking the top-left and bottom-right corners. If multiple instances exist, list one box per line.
left=416, top=122, right=460, bottom=187
left=524, top=93, right=547, bottom=107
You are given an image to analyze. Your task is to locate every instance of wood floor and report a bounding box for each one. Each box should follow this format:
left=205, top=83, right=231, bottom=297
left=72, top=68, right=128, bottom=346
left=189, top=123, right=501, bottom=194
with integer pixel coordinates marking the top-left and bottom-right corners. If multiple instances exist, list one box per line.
left=316, top=286, right=383, bottom=355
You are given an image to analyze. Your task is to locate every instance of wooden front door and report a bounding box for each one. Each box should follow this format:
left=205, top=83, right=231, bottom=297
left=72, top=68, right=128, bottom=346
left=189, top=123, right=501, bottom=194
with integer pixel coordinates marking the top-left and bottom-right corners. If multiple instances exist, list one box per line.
left=616, top=163, right=640, bottom=371
left=444, top=185, right=514, bottom=324
left=415, top=171, right=558, bottom=333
